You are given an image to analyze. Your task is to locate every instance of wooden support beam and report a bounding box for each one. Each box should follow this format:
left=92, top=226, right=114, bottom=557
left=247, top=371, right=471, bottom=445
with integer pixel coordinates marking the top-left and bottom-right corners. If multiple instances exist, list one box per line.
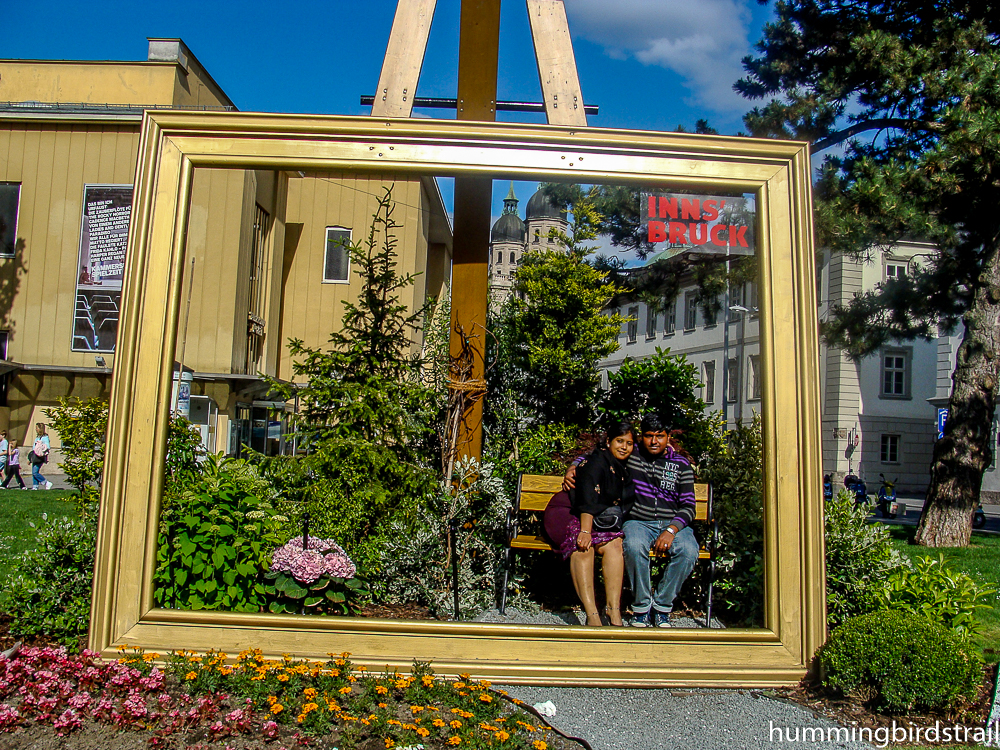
left=371, top=0, right=438, bottom=117
left=449, top=0, right=502, bottom=462
left=526, top=0, right=588, bottom=126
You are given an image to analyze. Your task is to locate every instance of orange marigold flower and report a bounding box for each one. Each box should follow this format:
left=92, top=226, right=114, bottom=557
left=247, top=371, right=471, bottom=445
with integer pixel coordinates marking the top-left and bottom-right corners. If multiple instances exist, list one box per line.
left=433, top=719, right=446, bottom=727
left=459, top=673, right=471, bottom=680
left=276, top=674, right=290, bottom=682
left=533, top=741, right=548, bottom=750
left=478, top=694, right=493, bottom=703
left=447, top=738, right=462, bottom=746
left=480, top=723, right=498, bottom=731
left=496, top=730, right=510, bottom=741
left=271, top=704, right=284, bottom=714
left=378, top=703, right=388, bottom=709
left=453, top=682, right=467, bottom=690
left=185, top=671, right=198, bottom=681
left=338, top=687, right=353, bottom=695
left=303, top=688, right=317, bottom=699
left=450, top=720, right=462, bottom=729
left=421, top=675, right=435, bottom=686
left=376, top=685, right=389, bottom=695
left=384, top=739, right=395, bottom=749
left=410, top=705, right=425, bottom=713
left=416, top=727, right=430, bottom=737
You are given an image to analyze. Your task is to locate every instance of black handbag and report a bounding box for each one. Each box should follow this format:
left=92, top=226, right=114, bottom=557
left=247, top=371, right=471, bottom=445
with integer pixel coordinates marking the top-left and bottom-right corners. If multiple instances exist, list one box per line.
left=592, top=505, right=624, bottom=532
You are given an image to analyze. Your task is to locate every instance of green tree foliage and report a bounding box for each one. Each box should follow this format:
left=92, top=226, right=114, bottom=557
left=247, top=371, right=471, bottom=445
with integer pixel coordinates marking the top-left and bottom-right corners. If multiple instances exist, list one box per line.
left=265, top=188, right=439, bottom=578
left=700, top=416, right=763, bottom=626
left=598, top=347, right=722, bottom=463
left=738, top=0, right=1000, bottom=546
left=492, top=198, right=625, bottom=429
left=45, top=397, right=108, bottom=504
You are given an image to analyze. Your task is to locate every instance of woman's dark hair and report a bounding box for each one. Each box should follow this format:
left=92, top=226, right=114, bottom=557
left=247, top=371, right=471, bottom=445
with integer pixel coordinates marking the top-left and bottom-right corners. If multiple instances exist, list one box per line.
left=604, top=420, right=635, bottom=444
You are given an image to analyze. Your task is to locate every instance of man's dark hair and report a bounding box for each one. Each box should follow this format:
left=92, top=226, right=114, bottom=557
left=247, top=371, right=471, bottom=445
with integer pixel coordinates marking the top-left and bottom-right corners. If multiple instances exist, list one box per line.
left=640, top=414, right=669, bottom=433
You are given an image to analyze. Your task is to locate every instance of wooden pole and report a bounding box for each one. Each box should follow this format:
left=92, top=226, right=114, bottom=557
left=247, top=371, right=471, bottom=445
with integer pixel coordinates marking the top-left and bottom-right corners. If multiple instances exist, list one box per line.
left=449, top=0, right=501, bottom=461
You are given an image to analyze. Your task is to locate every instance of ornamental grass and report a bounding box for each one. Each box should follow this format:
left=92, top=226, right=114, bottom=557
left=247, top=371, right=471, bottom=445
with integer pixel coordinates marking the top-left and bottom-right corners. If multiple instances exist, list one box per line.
left=0, top=644, right=566, bottom=750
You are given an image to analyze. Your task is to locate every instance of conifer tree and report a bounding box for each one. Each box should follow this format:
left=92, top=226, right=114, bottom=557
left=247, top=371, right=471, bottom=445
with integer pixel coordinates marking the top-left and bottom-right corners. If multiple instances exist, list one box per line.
left=739, top=0, right=1000, bottom=546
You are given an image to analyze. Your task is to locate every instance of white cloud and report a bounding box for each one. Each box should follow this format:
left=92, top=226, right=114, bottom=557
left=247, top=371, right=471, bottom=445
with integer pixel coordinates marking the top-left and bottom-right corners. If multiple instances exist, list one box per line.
left=564, top=0, right=753, bottom=114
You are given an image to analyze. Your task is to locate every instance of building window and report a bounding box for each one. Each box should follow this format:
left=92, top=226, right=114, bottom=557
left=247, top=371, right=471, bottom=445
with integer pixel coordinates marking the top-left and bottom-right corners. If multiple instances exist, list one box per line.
left=0, top=183, right=20, bottom=257
left=704, top=299, right=718, bottom=327
left=626, top=306, right=639, bottom=343
left=246, top=204, right=271, bottom=373
left=510, top=251, right=516, bottom=264
left=703, top=360, right=715, bottom=405
left=645, top=306, right=658, bottom=339
left=684, top=292, right=697, bottom=330
left=880, top=348, right=911, bottom=399
left=324, top=227, right=352, bottom=283
left=664, top=300, right=676, bottom=335
left=885, top=261, right=907, bottom=282
left=748, top=354, right=761, bottom=400
left=727, top=357, right=739, bottom=403
left=880, top=434, right=901, bottom=464
left=729, top=284, right=743, bottom=322
left=533, top=229, right=540, bottom=244
left=497, top=251, right=503, bottom=264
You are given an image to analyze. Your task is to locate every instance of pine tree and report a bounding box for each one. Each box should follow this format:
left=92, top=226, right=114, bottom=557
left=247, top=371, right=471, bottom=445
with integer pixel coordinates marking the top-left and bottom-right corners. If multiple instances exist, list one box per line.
left=738, top=0, right=1000, bottom=546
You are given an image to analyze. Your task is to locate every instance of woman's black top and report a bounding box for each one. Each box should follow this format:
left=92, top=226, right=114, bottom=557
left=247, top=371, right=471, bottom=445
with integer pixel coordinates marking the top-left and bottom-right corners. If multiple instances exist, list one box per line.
left=571, top=448, right=634, bottom=518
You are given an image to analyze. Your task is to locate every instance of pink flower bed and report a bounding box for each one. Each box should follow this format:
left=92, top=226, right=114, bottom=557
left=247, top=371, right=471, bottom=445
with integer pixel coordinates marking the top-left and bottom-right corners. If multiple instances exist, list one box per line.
left=0, top=646, right=303, bottom=748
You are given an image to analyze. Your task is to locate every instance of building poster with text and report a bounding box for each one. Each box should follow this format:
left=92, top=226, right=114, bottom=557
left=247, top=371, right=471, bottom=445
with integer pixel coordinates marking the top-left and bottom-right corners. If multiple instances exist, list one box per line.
left=72, top=185, right=132, bottom=352
left=642, top=193, right=756, bottom=263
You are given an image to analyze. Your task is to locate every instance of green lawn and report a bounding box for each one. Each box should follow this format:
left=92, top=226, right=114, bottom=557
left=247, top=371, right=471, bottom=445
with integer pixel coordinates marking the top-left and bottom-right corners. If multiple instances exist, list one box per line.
left=0, top=488, right=80, bottom=564
left=884, top=524, right=1000, bottom=661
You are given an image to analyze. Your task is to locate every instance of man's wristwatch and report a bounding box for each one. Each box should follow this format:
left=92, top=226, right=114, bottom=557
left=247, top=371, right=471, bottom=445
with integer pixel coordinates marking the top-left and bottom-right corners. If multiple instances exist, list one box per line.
left=666, top=526, right=679, bottom=536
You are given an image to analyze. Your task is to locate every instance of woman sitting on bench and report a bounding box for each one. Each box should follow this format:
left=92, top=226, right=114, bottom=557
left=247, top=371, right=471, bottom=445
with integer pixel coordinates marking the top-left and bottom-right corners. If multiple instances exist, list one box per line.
left=543, top=421, right=635, bottom=627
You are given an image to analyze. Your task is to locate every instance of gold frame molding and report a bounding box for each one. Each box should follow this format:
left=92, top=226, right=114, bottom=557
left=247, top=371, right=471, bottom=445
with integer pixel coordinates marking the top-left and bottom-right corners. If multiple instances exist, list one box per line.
left=91, top=112, right=823, bottom=687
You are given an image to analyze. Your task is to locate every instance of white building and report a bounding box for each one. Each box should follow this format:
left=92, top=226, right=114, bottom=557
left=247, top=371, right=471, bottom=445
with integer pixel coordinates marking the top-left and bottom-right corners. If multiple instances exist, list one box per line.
left=600, top=240, right=971, bottom=496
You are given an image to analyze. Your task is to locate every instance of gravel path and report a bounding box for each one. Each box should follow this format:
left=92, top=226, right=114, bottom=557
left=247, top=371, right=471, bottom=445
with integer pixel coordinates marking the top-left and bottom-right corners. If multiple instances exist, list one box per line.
left=499, top=686, right=876, bottom=750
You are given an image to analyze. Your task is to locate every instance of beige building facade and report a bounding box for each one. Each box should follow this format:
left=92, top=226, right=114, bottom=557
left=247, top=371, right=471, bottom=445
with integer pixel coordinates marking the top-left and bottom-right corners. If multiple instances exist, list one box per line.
left=0, top=39, right=451, bottom=456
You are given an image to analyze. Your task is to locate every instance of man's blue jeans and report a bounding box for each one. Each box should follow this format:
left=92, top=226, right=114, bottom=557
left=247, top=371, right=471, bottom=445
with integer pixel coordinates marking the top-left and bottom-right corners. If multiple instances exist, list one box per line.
left=623, top=519, right=699, bottom=614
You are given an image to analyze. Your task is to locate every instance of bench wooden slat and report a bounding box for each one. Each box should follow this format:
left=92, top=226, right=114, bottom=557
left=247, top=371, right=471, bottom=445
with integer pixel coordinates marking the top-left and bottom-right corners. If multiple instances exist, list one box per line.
left=520, top=475, right=564, bottom=494
left=510, top=534, right=554, bottom=550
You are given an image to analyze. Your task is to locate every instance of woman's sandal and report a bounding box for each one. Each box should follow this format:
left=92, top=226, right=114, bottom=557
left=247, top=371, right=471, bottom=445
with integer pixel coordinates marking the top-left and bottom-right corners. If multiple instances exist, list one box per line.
left=585, top=611, right=603, bottom=627
left=605, top=606, right=624, bottom=627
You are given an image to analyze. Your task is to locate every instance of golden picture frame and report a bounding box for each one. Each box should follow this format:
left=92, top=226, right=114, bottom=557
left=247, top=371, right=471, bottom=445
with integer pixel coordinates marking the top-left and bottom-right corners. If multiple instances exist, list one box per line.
left=90, top=111, right=824, bottom=687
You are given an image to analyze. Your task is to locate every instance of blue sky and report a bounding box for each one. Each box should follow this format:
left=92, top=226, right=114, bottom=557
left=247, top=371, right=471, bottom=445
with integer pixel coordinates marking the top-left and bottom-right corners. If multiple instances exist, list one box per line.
left=6, top=0, right=775, bottom=258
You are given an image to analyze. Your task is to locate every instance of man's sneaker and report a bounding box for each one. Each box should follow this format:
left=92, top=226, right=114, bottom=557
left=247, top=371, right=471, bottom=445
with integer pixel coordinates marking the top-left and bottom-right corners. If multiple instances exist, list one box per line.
left=653, top=611, right=672, bottom=628
left=45, top=481, right=52, bottom=490
left=630, top=611, right=651, bottom=628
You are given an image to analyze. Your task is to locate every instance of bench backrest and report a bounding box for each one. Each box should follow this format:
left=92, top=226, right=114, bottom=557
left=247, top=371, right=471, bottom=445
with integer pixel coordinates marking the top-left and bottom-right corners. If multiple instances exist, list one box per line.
left=517, top=474, right=711, bottom=520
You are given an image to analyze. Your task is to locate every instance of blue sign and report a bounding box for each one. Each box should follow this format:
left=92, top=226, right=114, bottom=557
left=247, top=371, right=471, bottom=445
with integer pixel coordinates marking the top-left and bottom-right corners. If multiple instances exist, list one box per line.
left=937, top=408, right=948, bottom=440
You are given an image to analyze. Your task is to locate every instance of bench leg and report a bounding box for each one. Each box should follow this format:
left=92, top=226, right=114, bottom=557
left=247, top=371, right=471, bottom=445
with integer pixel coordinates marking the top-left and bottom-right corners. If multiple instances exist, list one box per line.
left=498, top=547, right=513, bottom=615
left=705, top=559, right=715, bottom=628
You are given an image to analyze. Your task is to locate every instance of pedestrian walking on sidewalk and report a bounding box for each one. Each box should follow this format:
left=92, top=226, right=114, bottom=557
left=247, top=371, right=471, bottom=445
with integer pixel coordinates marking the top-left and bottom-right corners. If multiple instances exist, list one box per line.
left=29, top=423, right=52, bottom=490
left=2, top=440, right=27, bottom=489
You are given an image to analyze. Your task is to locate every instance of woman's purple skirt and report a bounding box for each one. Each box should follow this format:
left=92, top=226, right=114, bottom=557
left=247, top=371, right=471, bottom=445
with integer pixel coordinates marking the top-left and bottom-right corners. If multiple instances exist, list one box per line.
left=543, top=491, right=625, bottom=561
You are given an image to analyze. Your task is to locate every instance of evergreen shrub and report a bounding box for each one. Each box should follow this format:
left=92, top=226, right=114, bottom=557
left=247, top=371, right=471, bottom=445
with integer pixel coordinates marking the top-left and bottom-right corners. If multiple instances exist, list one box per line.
left=1, top=508, right=97, bottom=651
left=819, top=610, right=983, bottom=712
left=825, top=489, right=904, bottom=628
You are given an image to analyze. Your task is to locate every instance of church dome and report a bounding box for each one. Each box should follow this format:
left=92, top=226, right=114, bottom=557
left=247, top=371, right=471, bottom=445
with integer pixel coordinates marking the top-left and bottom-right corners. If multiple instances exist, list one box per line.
left=525, top=189, right=568, bottom=221
left=491, top=212, right=526, bottom=243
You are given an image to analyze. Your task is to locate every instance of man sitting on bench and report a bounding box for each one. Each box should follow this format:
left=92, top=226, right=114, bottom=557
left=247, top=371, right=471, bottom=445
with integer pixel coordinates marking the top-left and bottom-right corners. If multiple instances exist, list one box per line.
left=622, top=415, right=699, bottom=628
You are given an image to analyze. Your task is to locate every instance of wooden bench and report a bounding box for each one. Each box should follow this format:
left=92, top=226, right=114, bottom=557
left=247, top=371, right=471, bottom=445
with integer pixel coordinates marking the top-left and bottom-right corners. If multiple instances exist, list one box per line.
left=499, top=473, right=718, bottom=626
